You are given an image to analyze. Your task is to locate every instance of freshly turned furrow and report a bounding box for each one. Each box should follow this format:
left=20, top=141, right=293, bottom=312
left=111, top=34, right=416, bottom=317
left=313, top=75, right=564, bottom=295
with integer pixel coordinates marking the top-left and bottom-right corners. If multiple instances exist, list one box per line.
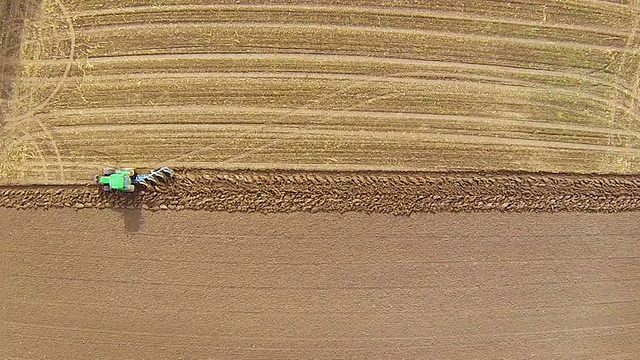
left=1, top=170, right=640, bottom=214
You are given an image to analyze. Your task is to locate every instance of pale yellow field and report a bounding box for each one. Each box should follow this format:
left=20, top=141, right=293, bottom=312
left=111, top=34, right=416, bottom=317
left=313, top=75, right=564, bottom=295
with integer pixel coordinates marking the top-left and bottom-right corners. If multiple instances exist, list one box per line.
left=2, top=0, right=640, bottom=183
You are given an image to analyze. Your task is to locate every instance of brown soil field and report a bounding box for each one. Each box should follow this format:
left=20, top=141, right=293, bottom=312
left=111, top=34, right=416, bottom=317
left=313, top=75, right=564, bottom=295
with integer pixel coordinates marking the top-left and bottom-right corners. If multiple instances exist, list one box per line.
left=2, top=1, right=640, bottom=183
left=2, top=209, right=639, bottom=359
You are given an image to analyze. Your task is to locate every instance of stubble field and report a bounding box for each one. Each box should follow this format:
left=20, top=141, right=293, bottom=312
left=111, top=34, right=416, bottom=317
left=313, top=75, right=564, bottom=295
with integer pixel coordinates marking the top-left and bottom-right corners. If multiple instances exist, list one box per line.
left=2, top=0, right=640, bottom=183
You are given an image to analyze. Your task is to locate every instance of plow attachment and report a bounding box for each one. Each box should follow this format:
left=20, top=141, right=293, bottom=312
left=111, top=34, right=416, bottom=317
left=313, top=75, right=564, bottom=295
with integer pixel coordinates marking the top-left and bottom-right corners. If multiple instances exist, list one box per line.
left=134, top=167, right=174, bottom=189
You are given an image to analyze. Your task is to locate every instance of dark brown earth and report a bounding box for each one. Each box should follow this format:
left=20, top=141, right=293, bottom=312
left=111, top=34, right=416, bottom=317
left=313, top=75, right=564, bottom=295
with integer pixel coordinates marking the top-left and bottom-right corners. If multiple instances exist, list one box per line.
left=2, top=169, right=640, bottom=214
left=2, top=209, right=639, bottom=359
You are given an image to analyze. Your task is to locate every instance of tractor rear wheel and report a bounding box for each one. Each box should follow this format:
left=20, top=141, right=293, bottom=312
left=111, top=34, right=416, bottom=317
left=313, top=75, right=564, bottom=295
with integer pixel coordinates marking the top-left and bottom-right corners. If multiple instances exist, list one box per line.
left=102, top=185, right=111, bottom=192
left=103, top=167, right=115, bottom=175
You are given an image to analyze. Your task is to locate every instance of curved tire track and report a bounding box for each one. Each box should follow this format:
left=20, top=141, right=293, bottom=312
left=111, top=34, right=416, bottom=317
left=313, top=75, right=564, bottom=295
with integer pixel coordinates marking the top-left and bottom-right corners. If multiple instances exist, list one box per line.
left=6, top=0, right=74, bottom=181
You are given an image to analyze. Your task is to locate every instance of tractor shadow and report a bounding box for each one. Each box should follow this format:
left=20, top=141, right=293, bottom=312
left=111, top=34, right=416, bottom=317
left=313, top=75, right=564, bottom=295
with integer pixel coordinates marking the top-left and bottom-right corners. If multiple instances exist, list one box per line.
left=113, top=207, right=144, bottom=233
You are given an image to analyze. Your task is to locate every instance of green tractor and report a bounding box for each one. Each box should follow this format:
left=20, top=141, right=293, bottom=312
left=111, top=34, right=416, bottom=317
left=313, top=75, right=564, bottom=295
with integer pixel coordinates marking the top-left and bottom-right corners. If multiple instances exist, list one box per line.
left=93, top=167, right=173, bottom=192
left=93, top=168, right=136, bottom=192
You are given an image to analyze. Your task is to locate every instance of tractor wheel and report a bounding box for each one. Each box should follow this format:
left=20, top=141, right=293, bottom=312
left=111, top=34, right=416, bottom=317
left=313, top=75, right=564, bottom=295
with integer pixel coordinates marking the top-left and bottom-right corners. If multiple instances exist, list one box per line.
left=102, top=185, right=111, bottom=192
left=103, top=167, right=116, bottom=175
left=127, top=185, right=136, bottom=192
left=92, top=175, right=99, bottom=183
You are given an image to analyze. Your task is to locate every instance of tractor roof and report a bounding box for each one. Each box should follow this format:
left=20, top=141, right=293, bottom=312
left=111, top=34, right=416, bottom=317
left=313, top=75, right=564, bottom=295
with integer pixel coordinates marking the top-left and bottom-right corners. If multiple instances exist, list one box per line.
left=109, top=173, right=126, bottom=190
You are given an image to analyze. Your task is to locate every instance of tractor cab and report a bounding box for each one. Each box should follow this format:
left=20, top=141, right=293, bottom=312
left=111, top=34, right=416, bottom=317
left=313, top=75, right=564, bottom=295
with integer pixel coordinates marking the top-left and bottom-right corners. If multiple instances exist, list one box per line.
left=94, top=168, right=136, bottom=192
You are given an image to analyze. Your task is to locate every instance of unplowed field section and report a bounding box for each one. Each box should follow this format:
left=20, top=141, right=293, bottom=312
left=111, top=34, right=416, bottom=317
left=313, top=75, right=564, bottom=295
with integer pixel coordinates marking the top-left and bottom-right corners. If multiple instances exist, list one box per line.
left=2, top=210, right=639, bottom=358
left=1, top=1, right=640, bottom=183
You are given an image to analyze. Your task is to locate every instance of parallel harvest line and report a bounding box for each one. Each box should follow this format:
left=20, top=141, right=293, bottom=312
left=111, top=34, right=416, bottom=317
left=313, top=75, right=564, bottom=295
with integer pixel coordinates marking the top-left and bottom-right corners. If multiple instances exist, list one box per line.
left=17, top=71, right=539, bottom=90
left=16, top=70, right=637, bottom=126
left=40, top=105, right=638, bottom=138
left=78, top=22, right=637, bottom=54
left=577, top=0, right=639, bottom=9
left=19, top=53, right=637, bottom=98
left=68, top=0, right=640, bottom=14
left=55, top=120, right=631, bottom=143
left=7, top=107, right=638, bottom=160
left=70, top=4, right=637, bottom=38
left=14, top=70, right=544, bottom=86
left=48, top=123, right=640, bottom=154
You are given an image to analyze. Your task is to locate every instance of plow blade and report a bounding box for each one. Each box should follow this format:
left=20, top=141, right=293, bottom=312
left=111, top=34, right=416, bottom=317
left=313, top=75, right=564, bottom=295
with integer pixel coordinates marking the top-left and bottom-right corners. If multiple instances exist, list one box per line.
left=134, top=167, right=174, bottom=189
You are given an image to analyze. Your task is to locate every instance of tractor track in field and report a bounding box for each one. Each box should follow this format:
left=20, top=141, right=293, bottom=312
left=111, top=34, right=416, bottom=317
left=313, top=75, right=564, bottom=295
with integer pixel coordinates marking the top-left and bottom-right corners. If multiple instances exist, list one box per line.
left=1, top=169, right=640, bottom=214
left=0, top=0, right=42, bottom=127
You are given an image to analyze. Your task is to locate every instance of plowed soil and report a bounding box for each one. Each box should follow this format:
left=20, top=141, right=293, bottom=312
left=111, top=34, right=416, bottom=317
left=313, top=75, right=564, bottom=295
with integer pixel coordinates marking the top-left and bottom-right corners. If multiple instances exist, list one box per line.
left=2, top=1, right=640, bottom=183
left=2, top=209, right=639, bottom=359
left=2, top=169, right=640, bottom=213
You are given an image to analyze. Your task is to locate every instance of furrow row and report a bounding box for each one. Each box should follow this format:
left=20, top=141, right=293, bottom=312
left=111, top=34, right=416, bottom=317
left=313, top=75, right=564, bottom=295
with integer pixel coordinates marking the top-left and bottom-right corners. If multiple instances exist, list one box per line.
left=2, top=169, right=640, bottom=214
